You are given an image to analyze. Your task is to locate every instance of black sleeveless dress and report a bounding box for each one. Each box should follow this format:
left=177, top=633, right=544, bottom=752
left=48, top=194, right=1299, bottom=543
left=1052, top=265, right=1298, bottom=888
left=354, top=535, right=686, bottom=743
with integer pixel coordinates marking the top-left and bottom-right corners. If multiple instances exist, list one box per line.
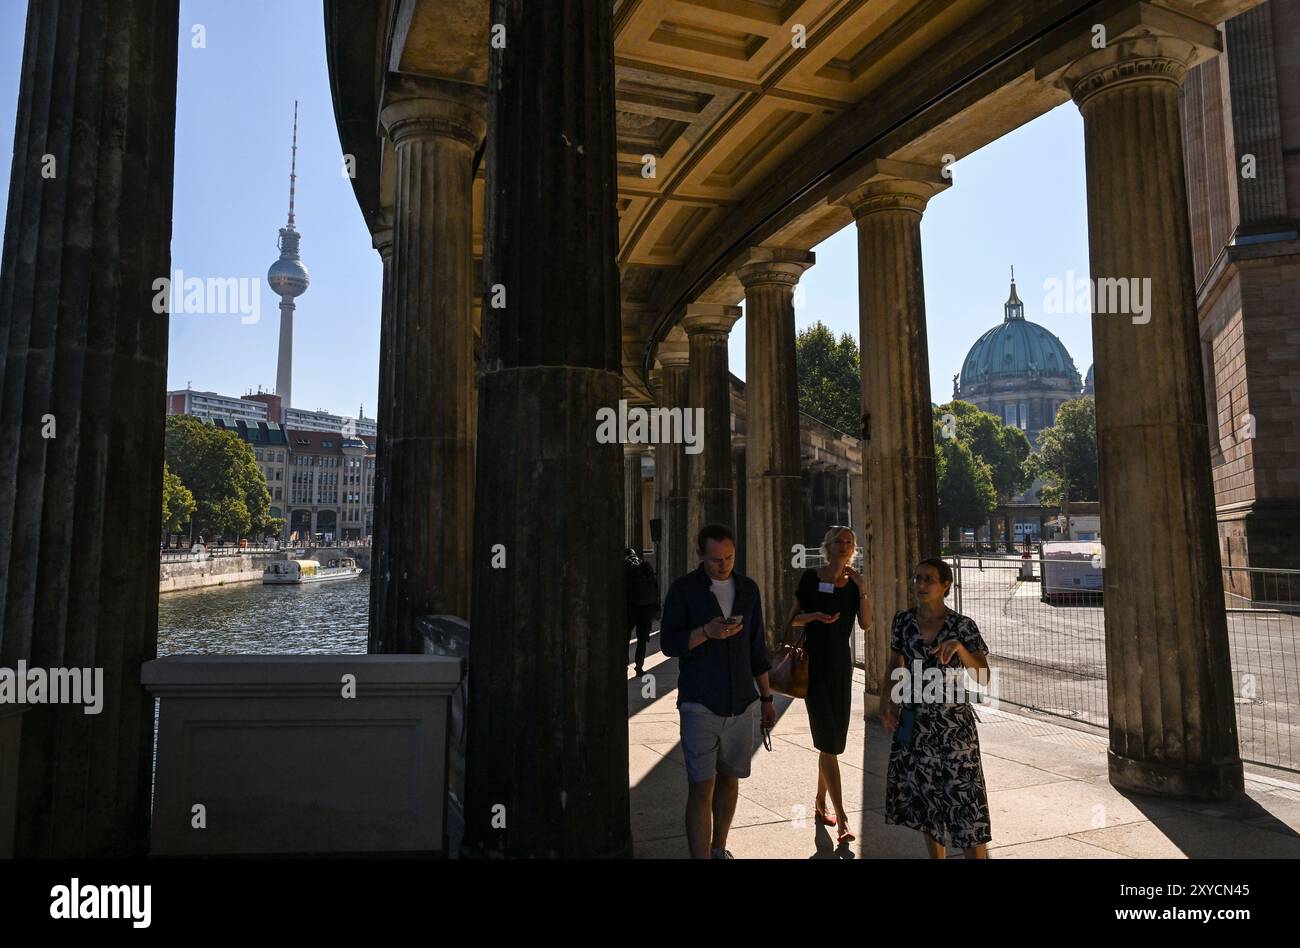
left=794, top=569, right=859, bottom=755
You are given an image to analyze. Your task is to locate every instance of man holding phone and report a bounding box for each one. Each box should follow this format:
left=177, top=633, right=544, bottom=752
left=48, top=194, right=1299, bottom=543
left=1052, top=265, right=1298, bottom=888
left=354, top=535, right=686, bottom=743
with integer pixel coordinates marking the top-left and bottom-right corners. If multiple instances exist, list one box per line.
left=660, top=523, right=775, bottom=859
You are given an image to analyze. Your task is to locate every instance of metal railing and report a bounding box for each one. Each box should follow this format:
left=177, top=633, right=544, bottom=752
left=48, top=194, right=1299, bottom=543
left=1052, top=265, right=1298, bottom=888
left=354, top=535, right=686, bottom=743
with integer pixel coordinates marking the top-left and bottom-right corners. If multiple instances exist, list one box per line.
left=944, top=555, right=1300, bottom=774
left=1223, top=566, right=1300, bottom=774
left=160, top=544, right=284, bottom=562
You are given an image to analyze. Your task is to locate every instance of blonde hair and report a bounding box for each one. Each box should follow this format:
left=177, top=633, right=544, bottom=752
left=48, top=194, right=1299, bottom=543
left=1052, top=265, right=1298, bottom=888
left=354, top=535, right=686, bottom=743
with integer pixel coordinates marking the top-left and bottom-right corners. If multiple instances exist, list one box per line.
left=819, top=525, right=856, bottom=561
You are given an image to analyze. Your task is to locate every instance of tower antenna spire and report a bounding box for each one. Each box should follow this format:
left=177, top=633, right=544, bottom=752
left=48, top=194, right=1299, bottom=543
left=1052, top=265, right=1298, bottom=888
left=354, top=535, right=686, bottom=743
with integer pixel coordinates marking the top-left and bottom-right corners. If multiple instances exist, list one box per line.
left=288, top=100, right=299, bottom=227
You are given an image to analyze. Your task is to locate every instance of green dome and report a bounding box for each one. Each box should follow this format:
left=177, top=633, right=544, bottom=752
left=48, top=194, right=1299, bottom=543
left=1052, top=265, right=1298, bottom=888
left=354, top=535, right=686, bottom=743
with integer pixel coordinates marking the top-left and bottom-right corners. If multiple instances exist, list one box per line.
left=959, top=278, right=1081, bottom=392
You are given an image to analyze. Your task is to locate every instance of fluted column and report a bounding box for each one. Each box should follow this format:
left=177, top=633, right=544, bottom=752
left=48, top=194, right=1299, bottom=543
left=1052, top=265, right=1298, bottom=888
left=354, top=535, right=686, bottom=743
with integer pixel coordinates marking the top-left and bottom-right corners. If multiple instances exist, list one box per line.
left=732, top=436, right=747, bottom=576
left=1043, top=12, right=1242, bottom=799
left=833, top=161, right=947, bottom=691
left=652, top=349, right=692, bottom=600
left=377, top=78, right=484, bottom=649
left=683, top=303, right=741, bottom=532
left=625, top=442, right=646, bottom=551
left=737, top=248, right=814, bottom=645
left=0, top=0, right=179, bottom=856
left=367, top=212, right=395, bottom=653
left=464, top=0, right=630, bottom=858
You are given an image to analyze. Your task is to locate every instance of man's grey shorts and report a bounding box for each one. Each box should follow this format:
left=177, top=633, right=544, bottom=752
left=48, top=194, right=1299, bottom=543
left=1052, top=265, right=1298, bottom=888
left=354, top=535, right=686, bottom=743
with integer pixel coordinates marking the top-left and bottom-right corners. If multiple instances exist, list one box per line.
left=679, top=700, right=758, bottom=783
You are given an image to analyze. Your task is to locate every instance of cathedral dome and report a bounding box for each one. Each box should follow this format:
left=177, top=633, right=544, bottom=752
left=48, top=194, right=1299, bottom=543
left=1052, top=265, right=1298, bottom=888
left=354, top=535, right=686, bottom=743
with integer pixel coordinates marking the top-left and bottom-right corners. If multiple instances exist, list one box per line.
left=959, top=275, right=1081, bottom=394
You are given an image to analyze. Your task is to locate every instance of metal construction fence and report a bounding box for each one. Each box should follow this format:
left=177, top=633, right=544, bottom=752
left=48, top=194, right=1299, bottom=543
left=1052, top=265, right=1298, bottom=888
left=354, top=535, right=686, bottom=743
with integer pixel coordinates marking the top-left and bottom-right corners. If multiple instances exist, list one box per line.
left=943, top=555, right=1300, bottom=775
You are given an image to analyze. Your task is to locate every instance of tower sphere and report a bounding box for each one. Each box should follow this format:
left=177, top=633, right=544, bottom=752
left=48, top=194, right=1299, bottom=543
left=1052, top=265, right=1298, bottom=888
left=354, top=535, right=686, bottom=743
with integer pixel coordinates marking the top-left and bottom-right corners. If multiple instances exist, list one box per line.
left=267, top=226, right=310, bottom=298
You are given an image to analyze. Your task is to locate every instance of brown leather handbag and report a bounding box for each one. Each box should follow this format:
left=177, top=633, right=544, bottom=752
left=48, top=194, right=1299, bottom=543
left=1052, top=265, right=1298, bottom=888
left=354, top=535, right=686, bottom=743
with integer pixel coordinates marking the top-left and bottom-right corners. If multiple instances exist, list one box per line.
left=768, top=625, right=809, bottom=699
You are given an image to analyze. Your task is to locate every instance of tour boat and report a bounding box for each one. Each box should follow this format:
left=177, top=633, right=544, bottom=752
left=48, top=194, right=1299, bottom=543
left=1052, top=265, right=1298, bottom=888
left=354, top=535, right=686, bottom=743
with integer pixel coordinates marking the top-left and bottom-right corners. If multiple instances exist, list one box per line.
left=263, top=557, right=362, bottom=585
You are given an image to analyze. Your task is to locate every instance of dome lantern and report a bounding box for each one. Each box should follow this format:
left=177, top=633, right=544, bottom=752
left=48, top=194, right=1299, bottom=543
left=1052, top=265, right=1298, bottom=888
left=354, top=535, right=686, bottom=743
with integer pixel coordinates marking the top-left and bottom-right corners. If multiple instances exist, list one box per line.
left=1004, top=265, right=1024, bottom=322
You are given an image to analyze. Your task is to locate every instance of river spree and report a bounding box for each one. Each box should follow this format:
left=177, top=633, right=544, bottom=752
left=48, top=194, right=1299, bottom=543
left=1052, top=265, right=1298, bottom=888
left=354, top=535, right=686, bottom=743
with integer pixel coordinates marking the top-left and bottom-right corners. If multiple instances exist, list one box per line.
left=157, top=577, right=368, bottom=656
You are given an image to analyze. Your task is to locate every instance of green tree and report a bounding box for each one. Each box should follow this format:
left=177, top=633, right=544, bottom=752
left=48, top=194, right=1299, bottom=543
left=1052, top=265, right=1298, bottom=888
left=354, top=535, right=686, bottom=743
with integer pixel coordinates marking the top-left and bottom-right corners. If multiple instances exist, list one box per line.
left=164, top=415, right=272, bottom=539
left=935, top=434, right=996, bottom=538
left=1027, top=397, right=1099, bottom=526
left=795, top=321, right=860, bottom=434
left=935, top=399, right=1033, bottom=500
left=161, top=462, right=196, bottom=535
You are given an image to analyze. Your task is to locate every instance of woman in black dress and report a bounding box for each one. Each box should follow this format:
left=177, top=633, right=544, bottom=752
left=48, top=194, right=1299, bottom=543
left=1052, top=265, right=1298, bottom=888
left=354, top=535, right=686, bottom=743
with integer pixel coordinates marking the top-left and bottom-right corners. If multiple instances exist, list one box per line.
left=788, top=525, right=871, bottom=845
left=880, top=557, right=992, bottom=858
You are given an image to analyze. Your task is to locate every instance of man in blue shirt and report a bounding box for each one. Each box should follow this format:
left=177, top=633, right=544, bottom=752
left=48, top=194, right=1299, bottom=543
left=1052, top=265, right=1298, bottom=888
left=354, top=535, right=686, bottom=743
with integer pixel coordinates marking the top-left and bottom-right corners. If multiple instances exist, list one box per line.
left=660, top=523, right=774, bottom=859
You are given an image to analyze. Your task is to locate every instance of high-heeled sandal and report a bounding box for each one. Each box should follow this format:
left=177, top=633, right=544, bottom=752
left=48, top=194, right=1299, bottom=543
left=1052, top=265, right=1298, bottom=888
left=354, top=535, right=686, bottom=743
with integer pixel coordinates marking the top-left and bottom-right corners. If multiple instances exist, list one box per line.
left=837, top=823, right=856, bottom=844
left=814, top=803, right=836, bottom=826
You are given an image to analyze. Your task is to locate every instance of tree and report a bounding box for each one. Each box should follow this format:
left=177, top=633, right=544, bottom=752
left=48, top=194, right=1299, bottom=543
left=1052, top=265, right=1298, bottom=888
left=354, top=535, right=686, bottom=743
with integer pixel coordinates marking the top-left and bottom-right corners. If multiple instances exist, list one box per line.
left=164, top=415, right=272, bottom=539
left=936, top=435, right=996, bottom=539
left=1027, top=397, right=1099, bottom=531
left=795, top=321, right=860, bottom=434
left=161, top=462, right=196, bottom=536
left=935, top=399, right=1033, bottom=500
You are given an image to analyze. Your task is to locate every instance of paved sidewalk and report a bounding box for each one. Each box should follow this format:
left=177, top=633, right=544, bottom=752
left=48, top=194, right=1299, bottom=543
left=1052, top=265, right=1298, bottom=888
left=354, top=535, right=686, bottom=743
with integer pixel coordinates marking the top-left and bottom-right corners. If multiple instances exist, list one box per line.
left=628, top=641, right=1300, bottom=858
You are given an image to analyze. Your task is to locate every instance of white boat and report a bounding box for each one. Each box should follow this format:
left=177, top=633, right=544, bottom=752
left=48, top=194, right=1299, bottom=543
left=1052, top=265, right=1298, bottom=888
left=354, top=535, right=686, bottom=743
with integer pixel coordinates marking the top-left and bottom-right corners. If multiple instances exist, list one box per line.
left=263, top=557, right=362, bottom=585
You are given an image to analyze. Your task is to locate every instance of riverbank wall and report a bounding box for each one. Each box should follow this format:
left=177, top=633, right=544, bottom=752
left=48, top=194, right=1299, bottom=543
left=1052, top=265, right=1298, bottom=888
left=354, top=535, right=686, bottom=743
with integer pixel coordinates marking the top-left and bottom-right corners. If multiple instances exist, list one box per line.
left=159, top=553, right=284, bottom=594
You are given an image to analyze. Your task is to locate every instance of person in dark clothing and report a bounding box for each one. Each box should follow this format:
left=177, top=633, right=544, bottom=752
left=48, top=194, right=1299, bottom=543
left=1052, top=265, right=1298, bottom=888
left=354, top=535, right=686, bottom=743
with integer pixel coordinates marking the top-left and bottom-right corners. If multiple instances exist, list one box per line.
left=624, top=547, right=659, bottom=676
left=661, top=523, right=774, bottom=859
left=788, top=525, right=871, bottom=845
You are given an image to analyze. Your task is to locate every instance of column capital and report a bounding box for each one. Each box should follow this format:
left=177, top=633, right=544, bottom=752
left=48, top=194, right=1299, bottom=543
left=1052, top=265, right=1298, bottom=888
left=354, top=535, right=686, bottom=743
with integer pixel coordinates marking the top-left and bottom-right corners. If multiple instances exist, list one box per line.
left=370, top=208, right=394, bottom=260
left=682, top=302, right=742, bottom=337
left=734, top=247, right=815, bottom=289
left=380, top=75, right=487, bottom=150
left=1035, top=2, right=1220, bottom=107
left=829, top=158, right=950, bottom=220
left=654, top=342, right=691, bottom=371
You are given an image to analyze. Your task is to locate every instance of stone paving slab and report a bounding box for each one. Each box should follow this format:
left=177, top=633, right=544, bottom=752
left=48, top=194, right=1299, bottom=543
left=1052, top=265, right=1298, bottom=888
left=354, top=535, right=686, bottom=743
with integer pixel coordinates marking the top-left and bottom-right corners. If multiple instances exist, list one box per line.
left=627, top=647, right=1300, bottom=859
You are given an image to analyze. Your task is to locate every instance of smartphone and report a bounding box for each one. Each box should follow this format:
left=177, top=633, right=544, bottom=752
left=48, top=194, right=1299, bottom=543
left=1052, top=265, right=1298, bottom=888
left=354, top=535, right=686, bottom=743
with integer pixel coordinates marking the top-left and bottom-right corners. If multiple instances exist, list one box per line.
left=725, top=616, right=743, bottom=625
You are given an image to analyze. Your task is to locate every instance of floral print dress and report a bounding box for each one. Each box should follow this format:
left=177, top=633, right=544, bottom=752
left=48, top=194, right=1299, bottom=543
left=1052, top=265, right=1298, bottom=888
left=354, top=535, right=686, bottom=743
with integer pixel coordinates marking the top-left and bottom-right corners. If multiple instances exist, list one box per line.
left=884, top=608, right=992, bottom=849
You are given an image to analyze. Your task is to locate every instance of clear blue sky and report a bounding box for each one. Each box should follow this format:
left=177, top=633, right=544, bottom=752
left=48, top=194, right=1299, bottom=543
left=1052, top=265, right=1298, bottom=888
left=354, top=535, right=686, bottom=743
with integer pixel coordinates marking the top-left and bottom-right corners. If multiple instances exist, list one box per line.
left=0, top=1, right=1093, bottom=415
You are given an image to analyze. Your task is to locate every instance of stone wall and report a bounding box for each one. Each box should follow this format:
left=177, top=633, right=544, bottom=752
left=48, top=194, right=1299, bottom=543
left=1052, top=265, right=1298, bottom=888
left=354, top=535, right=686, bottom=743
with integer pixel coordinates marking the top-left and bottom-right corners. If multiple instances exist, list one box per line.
left=158, top=553, right=283, bottom=593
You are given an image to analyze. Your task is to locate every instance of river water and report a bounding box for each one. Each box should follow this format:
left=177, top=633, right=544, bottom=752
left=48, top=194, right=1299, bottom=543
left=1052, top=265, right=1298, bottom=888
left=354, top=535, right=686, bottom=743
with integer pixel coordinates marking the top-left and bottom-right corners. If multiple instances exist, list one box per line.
left=156, top=577, right=369, bottom=656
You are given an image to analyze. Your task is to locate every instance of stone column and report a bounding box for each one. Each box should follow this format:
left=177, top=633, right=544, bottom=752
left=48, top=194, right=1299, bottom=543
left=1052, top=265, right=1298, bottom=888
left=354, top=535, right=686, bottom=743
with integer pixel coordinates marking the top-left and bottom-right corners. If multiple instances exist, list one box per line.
left=832, top=160, right=947, bottom=691
left=464, top=0, right=631, bottom=858
left=0, top=0, right=179, bottom=857
left=624, top=443, right=646, bottom=551
left=836, top=468, right=850, bottom=527
left=732, top=436, right=747, bottom=576
left=683, top=304, right=741, bottom=532
left=652, top=348, right=692, bottom=601
left=802, top=467, right=815, bottom=545
left=737, top=248, right=814, bottom=644
left=377, top=77, right=484, bottom=648
left=1041, top=11, right=1242, bottom=799
left=367, top=211, right=395, bottom=653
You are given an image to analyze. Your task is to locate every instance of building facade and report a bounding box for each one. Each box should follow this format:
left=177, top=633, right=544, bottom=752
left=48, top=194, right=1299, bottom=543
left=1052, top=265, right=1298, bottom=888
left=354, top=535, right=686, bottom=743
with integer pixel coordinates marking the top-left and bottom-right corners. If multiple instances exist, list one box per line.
left=1180, top=0, right=1300, bottom=573
left=286, top=430, right=376, bottom=543
left=167, top=386, right=378, bottom=437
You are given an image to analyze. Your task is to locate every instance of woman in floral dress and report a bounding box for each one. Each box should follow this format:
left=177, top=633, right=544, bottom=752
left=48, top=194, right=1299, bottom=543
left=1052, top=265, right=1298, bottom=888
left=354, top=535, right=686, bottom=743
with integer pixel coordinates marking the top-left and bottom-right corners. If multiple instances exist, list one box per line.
left=879, top=557, right=992, bottom=858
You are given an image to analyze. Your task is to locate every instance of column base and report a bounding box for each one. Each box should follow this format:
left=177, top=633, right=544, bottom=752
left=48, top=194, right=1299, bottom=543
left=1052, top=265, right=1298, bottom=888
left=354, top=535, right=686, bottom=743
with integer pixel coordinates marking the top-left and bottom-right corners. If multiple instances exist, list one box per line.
left=1108, top=749, right=1244, bottom=801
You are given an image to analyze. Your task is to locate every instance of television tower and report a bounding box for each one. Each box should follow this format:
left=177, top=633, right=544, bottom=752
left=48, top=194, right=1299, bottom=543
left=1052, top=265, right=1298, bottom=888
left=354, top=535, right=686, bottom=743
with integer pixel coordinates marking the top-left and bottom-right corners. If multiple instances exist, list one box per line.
left=267, top=101, right=309, bottom=415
